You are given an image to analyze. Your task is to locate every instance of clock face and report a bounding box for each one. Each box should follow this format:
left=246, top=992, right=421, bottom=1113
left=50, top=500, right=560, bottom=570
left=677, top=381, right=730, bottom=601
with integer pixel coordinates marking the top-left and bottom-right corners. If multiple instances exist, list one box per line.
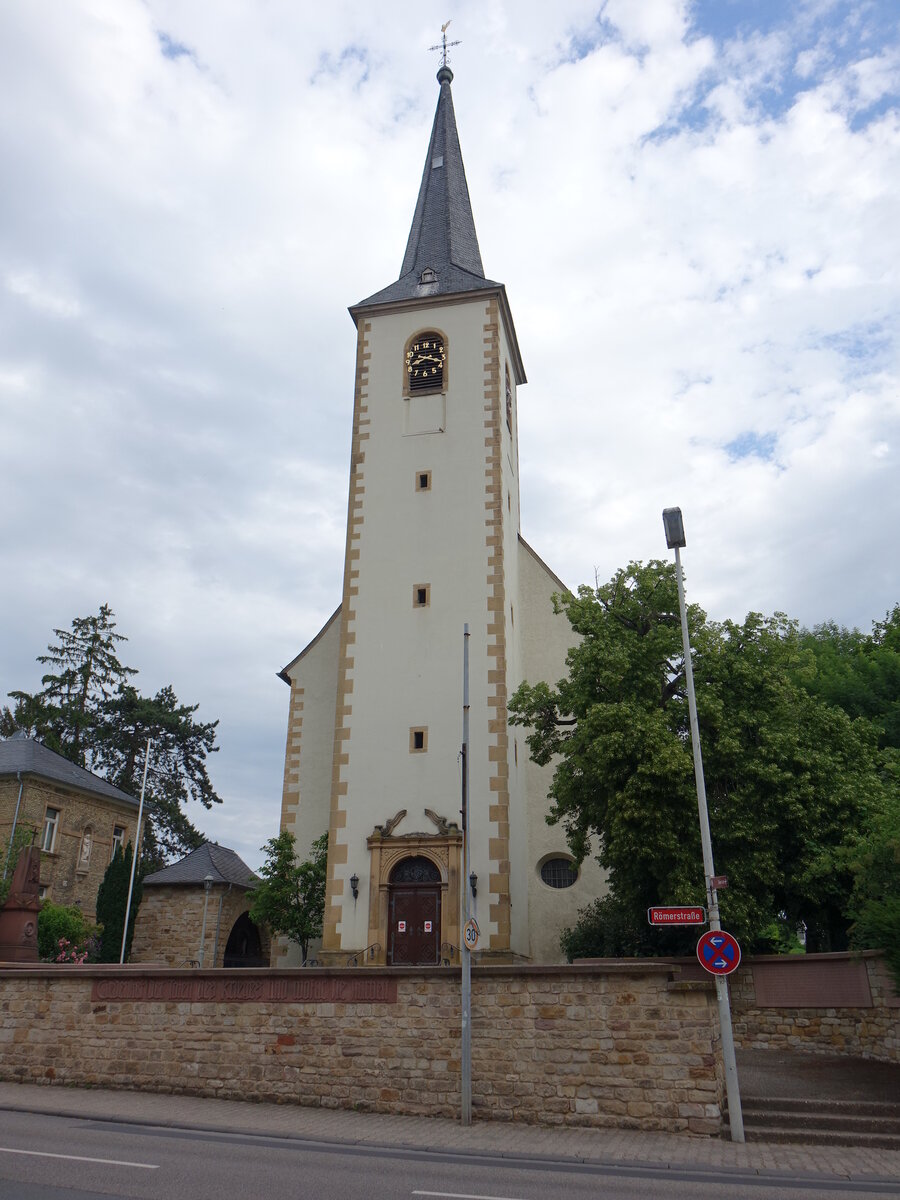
left=406, top=333, right=445, bottom=390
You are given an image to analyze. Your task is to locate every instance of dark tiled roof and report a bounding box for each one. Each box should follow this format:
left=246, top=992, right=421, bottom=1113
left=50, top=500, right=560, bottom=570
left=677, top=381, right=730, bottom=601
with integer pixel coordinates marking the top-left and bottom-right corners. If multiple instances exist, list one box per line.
left=354, top=67, right=501, bottom=311
left=0, top=736, right=138, bottom=808
left=143, top=841, right=258, bottom=889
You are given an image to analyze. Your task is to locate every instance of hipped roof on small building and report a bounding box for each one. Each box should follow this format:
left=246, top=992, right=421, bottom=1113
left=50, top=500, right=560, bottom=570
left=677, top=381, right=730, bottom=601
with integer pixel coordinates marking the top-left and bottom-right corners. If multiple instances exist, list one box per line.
left=143, top=841, right=258, bottom=889
left=0, top=735, right=138, bottom=808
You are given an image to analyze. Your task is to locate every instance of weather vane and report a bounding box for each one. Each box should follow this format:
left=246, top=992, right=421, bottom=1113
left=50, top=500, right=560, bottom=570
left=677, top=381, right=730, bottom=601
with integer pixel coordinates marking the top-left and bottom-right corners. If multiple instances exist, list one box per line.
left=429, top=20, right=461, bottom=69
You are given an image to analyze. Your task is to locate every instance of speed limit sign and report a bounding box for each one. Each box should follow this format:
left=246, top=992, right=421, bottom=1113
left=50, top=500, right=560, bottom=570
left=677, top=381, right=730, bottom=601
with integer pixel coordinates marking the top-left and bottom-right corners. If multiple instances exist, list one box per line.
left=463, top=918, right=479, bottom=951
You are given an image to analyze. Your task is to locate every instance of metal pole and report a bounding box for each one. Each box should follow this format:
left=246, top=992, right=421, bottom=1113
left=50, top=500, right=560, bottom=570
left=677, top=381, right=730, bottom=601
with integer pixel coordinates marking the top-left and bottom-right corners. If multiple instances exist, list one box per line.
left=460, top=623, right=472, bottom=1125
left=120, top=737, right=151, bottom=965
left=199, top=878, right=213, bottom=968
left=673, top=545, right=744, bottom=1142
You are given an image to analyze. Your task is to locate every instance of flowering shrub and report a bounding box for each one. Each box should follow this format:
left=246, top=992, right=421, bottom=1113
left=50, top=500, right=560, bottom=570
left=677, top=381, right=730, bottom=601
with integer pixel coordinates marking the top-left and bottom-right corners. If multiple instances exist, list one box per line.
left=37, top=901, right=98, bottom=961
left=54, top=937, right=88, bottom=965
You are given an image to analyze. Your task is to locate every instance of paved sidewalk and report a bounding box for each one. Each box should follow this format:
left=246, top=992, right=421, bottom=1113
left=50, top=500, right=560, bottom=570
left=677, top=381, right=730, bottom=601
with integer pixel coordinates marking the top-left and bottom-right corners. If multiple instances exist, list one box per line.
left=0, top=1080, right=898, bottom=1187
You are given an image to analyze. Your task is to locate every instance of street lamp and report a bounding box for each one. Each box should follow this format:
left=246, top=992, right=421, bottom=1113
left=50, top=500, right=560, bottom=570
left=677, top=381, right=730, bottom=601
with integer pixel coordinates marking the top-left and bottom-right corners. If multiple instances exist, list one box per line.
left=198, top=873, right=214, bottom=968
left=662, top=507, right=745, bottom=1143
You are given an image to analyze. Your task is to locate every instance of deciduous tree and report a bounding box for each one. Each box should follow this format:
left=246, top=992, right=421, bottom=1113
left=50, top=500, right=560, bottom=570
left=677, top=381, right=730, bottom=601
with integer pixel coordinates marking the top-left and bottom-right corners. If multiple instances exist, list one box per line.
left=248, top=831, right=327, bottom=963
left=510, top=562, right=890, bottom=956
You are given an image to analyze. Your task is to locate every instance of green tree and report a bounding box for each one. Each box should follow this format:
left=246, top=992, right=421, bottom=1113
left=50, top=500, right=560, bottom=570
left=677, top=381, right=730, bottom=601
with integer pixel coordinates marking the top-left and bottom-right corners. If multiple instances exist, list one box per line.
left=94, top=686, right=220, bottom=869
left=95, top=842, right=143, bottom=962
left=248, top=831, right=327, bottom=963
left=509, top=561, right=890, bottom=956
left=797, top=608, right=900, bottom=753
left=3, top=609, right=222, bottom=869
left=848, top=790, right=900, bottom=988
left=2, top=604, right=135, bottom=768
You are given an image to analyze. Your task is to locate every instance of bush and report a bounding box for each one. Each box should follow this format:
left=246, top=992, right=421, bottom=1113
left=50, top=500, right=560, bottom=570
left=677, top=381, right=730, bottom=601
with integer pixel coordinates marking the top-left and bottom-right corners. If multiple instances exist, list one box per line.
left=560, top=894, right=698, bottom=960
left=37, top=902, right=97, bottom=962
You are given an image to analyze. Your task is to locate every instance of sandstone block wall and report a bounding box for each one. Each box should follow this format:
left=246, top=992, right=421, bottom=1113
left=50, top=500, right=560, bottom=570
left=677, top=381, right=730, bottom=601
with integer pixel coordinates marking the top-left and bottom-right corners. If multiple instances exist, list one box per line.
left=729, top=952, right=899, bottom=1064
left=130, top=886, right=270, bottom=969
left=0, top=962, right=723, bottom=1134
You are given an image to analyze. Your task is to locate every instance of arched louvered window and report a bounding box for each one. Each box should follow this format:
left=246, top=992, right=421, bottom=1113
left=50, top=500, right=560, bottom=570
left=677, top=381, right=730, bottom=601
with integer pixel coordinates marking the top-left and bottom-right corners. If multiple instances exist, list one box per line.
left=406, top=332, right=446, bottom=392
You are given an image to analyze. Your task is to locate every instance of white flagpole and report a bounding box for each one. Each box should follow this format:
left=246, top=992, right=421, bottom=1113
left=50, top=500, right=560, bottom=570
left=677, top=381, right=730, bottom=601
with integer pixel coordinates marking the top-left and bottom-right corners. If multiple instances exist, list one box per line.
left=120, top=738, right=151, bottom=965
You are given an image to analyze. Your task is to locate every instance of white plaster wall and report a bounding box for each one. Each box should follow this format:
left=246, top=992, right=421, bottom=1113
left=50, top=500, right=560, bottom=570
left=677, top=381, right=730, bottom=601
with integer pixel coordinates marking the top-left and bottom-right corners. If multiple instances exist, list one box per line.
left=284, top=611, right=341, bottom=861
left=336, top=297, right=502, bottom=950
left=279, top=611, right=342, bottom=966
left=517, top=539, right=609, bottom=962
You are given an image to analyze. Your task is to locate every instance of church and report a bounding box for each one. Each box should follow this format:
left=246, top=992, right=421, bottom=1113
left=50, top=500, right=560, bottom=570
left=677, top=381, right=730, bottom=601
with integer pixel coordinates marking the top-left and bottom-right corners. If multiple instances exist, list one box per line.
left=277, top=61, right=606, bottom=966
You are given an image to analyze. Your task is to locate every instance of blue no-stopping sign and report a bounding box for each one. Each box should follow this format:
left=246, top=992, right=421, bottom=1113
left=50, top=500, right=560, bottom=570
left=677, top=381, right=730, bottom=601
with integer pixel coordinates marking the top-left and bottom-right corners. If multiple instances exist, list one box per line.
left=696, top=929, right=741, bottom=975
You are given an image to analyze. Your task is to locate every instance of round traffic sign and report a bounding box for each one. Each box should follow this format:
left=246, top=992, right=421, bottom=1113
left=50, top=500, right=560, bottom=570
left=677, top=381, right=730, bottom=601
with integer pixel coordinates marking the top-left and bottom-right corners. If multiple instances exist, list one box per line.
left=463, top=918, right=479, bottom=951
left=696, top=928, right=741, bottom=976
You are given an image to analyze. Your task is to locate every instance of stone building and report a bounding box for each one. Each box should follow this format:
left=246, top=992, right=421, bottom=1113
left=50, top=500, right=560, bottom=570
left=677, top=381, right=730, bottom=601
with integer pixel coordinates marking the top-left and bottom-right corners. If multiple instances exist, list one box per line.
left=130, top=841, right=269, bottom=968
left=0, top=733, right=140, bottom=922
left=277, top=65, right=606, bottom=967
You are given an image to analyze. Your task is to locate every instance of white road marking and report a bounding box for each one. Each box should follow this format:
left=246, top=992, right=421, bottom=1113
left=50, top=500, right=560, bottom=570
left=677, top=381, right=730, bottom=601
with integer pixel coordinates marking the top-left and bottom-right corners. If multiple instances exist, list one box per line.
left=0, top=1146, right=158, bottom=1169
left=413, top=1192, right=525, bottom=1200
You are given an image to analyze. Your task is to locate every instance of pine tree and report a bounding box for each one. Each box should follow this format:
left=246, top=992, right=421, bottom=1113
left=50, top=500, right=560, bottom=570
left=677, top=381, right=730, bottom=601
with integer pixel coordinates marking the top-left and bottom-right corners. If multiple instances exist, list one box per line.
left=94, top=685, right=218, bottom=870
left=4, top=604, right=135, bottom=768
left=3, top=609, right=223, bottom=870
left=95, top=843, right=143, bottom=963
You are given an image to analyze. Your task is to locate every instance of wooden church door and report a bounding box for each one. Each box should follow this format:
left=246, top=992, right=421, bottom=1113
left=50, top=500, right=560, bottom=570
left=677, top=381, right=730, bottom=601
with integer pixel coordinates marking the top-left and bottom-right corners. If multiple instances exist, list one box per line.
left=387, top=856, right=441, bottom=966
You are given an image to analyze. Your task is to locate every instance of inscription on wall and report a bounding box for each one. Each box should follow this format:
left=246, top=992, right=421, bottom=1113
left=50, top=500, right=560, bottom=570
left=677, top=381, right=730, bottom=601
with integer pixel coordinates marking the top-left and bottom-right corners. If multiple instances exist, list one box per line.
left=91, top=975, right=398, bottom=1005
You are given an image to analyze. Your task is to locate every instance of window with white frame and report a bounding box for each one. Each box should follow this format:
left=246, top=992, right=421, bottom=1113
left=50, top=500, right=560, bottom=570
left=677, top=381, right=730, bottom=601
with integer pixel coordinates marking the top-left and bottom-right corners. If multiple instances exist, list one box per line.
left=41, top=807, right=60, bottom=853
left=111, top=825, right=126, bottom=860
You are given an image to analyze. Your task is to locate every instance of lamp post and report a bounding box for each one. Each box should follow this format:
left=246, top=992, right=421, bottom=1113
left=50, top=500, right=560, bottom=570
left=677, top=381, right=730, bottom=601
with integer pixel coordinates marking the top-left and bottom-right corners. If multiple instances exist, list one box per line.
left=662, top=507, right=745, bottom=1143
left=199, top=873, right=214, bottom=968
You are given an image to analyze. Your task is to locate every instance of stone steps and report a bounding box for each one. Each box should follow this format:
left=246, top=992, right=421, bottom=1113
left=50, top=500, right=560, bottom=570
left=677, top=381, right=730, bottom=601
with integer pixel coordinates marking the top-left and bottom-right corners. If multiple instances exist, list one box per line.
left=730, top=1096, right=900, bottom=1150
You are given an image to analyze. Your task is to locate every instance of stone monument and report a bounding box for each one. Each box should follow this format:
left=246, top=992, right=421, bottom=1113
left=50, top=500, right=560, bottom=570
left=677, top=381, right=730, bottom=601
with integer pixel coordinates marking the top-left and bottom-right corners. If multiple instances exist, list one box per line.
left=0, top=845, right=42, bottom=962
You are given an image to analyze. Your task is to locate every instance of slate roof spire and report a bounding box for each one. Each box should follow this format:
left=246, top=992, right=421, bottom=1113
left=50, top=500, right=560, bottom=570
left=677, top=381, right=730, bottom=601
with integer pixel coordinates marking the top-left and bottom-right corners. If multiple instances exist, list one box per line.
left=354, top=65, right=501, bottom=309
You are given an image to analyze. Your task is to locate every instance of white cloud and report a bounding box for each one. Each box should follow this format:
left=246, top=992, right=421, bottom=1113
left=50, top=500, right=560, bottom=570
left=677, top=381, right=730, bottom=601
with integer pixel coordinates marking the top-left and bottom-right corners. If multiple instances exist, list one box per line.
left=1, top=0, right=897, bottom=868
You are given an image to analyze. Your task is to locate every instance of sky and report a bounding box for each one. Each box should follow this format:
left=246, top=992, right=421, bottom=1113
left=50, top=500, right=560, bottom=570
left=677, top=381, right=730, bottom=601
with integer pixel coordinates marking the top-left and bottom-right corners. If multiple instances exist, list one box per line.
left=1, top=1, right=898, bottom=871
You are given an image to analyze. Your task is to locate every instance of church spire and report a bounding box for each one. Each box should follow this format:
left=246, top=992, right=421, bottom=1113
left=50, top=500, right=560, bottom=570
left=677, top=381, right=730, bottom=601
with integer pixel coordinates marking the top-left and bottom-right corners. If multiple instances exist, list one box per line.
left=354, top=65, right=501, bottom=310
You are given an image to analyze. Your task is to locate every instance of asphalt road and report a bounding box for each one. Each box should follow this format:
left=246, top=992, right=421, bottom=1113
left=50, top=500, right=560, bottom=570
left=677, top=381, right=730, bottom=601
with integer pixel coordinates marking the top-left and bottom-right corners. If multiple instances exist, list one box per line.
left=0, top=1110, right=898, bottom=1200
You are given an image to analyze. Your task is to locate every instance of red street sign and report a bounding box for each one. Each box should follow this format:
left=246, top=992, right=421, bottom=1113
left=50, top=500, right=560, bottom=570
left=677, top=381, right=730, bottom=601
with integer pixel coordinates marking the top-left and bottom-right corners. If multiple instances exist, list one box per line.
left=697, top=929, right=741, bottom=975
left=647, top=906, right=707, bottom=926
left=711, top=875, right=728, bottom=890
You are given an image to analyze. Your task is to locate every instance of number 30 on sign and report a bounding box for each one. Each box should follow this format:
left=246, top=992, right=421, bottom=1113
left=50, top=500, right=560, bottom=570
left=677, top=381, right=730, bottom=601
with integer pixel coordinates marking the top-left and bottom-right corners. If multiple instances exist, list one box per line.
left=463, top=918, right=479, bottom=950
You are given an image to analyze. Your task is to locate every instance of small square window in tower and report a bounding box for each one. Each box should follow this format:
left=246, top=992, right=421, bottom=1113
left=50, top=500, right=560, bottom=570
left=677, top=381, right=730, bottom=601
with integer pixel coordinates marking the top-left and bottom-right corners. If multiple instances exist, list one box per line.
left=415, top=470, right=432, bottom=492
left=407, top=332, right=445, bottom=392
left=409, top=727, right=428, bottom=753
left=413, top=584, right=431, bottom=608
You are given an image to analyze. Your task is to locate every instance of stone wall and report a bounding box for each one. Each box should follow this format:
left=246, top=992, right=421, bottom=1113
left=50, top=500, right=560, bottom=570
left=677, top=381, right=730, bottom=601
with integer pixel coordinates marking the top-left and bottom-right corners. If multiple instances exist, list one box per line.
left=130, top=885, right=269, bottom=969
left=0, top=962, right=723, bottom=1134
left=729, top=952, right=900, bottom=1064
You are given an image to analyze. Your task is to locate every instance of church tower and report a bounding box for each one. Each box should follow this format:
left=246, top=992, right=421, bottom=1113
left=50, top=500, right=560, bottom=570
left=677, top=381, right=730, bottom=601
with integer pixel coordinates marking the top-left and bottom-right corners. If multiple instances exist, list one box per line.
left=278, top=64, right=605, bottom=966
